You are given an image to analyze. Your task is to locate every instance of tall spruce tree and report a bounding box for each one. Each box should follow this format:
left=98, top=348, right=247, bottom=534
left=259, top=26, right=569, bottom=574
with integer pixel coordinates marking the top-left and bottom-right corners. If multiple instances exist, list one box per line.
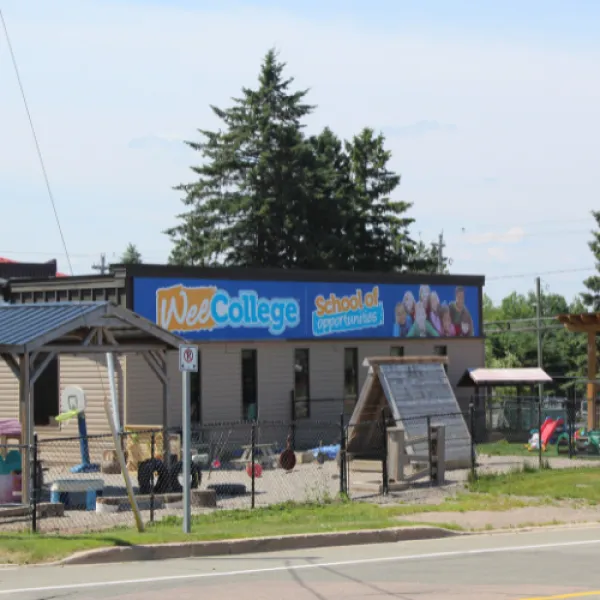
left=166, top=49, right=314, bottom=267
left=345, top=128, right=416, bottom=271
left=582, top=210, right=600, bottom=311
left=167, top=50, right=430, bottom=272
left=303, top=127, right=354, bottom=269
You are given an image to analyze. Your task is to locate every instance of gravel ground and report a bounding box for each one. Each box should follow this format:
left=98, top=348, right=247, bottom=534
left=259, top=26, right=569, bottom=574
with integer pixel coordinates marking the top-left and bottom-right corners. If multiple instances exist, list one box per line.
left=0, top=453, right=598, bottom=534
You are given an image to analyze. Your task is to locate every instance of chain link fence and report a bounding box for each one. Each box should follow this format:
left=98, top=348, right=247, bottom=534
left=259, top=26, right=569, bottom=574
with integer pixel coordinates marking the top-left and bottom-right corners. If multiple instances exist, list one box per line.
left=3, top=397, right=597, bottom=534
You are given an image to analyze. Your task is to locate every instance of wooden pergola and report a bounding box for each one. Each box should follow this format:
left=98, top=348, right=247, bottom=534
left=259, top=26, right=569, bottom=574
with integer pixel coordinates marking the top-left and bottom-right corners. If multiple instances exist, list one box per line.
left=557, top=312, right=600, bottom=430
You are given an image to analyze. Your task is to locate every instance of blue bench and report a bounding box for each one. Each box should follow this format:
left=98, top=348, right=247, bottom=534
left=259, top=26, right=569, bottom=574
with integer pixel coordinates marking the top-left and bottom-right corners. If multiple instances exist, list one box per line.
left=50, top=478, right=104, bottom=511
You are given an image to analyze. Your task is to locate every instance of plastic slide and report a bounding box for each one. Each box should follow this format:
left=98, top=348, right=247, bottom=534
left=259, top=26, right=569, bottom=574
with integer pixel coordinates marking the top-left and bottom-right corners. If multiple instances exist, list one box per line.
left=541, top=418, right=564, bottom=448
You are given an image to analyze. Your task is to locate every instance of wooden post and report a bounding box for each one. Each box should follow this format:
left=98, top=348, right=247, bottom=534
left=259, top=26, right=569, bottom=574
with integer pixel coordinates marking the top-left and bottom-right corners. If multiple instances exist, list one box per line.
left=19, top=354, right=31, bottom=504
left=588, top=331, right=597, bottom=431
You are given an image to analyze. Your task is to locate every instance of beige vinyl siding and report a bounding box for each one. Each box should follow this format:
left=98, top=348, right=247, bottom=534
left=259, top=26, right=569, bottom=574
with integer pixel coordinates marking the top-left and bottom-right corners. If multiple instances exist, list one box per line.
left=302, top=342, right=343, bottom=423
left=357, top=343, right=389, bottom=391
left=124, top=351, right=181, bottom=428
left=56, top=355, right=122, bottom=438
left=119, top=338, right=484, bottom=449
left=0, top=359, right=19, bottom=420
left=200, top=344, right=242, bottom=424
left=256, top=343, right=293, bottom=422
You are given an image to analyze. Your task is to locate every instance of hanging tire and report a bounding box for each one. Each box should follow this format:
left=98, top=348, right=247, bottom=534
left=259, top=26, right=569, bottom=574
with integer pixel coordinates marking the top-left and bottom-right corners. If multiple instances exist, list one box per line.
left=138, top=459, right=167, bottom=495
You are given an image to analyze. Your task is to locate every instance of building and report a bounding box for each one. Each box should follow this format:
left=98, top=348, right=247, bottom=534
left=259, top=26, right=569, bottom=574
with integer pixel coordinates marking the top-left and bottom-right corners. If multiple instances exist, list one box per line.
left=0, top=264, right=485, bottom=447
left=0, top=257, right=64, bottom=280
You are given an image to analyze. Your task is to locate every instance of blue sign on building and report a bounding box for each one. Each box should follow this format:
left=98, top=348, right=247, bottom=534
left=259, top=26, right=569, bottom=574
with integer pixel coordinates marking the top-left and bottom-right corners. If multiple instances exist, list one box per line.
left=132, top=277, right=481, bottom=342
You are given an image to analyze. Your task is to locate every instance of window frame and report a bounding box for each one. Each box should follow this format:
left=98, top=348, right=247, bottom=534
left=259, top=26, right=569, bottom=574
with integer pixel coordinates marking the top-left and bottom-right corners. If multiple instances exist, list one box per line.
left=34, top=354, right=60, bottom=428
left=293, top=348, right=310, bottom=420
left=343, top=347, right=359, bottom=415
left=241, top=349, right=258, bottom=421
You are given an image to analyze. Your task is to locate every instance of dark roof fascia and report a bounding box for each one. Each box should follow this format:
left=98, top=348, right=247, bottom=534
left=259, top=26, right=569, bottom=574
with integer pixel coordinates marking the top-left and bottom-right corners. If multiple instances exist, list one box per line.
left=112, top=263, right=486, bottom=287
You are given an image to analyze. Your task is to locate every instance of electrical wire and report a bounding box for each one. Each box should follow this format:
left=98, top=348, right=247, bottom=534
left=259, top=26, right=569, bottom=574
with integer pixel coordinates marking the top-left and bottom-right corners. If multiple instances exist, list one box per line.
left=0, top=13, right=596, bottom=286
left=1, top=9, right=114, bottom=448
left=487, top=267, right=596, bottom=281
left=0, top=9, right=74, bottom=277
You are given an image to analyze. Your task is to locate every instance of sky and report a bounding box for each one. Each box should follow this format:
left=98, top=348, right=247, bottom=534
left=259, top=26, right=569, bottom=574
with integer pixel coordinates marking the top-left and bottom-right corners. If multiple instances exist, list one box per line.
left=1, top=0, right=599, bottom=305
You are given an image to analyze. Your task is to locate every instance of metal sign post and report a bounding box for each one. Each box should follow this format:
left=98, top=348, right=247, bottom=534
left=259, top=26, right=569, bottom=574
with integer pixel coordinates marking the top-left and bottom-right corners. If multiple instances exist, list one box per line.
left=179, top=344, right=198, bottom=534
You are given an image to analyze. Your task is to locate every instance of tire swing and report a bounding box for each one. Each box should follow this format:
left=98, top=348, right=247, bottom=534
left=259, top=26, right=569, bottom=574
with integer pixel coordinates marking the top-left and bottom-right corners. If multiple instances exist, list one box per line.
left=279, top=431, right=297, bottom=472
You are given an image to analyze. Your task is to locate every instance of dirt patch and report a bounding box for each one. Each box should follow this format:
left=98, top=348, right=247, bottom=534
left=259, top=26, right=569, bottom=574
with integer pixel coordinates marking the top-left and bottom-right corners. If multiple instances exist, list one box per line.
left=405, top=504, right=600, bottom=530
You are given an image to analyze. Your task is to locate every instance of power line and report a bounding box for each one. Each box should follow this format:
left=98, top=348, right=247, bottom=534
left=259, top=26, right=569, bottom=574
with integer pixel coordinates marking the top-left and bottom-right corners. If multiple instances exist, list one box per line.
left=487, top=267, right=595, bottom=281
left=1, top=7, right=116, bottom=465
left=0, top=9, right=74, bottom=277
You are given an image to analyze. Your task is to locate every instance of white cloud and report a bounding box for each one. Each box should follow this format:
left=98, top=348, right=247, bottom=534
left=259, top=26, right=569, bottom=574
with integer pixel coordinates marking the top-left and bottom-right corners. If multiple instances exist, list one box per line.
left=464, top=227, right=525, bottom=245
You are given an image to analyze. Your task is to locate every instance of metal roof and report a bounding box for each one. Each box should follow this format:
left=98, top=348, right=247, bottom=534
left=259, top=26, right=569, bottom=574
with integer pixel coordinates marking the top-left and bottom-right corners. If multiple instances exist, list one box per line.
left=457, top=367, right=553, bottom=387
left=0, top=302, right=101, bottom=346
left=0, top=301, right=184, bottom=354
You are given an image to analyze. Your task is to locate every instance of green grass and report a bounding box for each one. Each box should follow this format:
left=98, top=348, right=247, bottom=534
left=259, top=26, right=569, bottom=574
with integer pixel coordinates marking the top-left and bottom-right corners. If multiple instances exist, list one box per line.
left=469, top=465, right=600, bottom=503
left=478, top=440, right=536, bottom=457
left=0, top=494, right=542, bottom=565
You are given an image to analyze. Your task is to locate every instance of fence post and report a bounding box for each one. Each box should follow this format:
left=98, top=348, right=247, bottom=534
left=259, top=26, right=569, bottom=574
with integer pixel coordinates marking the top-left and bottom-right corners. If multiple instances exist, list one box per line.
left=339, top=413, right=346, bottom=496
left=469, top=402, right=476, bottom=480
left=537, top=397, right=543, bottom=469
left=381, top=409, right=388, bottom=496
left=290, top=420, right=296, bottom=452
left=150, top=431, right=155, bottom=523
left=568, top=398, right=575, bottom=459
left=31, top=433, right=38, bottom=534
left=251, top=423, right=256, bottom=509
left=426, top=415, right=433, bottom=481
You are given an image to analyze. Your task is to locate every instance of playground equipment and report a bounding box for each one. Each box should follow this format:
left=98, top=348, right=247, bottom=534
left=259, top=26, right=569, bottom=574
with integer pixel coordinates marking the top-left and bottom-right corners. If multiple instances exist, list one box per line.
left=55, top=386, right=100, bottom=474
left=527, top=417, right=565, bottom=452
left=0, top=449, right=21, bottom=504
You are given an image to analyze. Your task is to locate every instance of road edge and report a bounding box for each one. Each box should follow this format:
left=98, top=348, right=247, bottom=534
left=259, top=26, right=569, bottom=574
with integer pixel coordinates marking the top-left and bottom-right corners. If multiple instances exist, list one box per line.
left=58, top=526, right=464, bottom=566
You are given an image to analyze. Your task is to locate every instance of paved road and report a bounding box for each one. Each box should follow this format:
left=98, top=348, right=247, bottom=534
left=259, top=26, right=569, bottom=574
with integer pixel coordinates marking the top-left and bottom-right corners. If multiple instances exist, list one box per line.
left=3, top=527, right=600, bottom=599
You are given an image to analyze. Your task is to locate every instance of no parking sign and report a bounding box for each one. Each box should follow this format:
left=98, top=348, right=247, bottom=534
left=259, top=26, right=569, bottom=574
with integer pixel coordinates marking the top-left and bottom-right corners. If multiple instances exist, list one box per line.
left=179, top=344, right=199, bottom=372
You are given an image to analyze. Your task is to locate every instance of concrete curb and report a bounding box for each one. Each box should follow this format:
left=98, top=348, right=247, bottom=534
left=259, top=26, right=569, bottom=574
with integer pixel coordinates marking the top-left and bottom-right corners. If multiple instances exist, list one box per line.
left=59, top=526, right=464, bottom=566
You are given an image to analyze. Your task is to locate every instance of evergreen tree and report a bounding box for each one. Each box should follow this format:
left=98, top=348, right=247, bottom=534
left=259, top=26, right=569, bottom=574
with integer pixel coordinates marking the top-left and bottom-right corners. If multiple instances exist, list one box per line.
left=120, top=243, right=142, bottom=264
left=301, top=127, right=354, bottom=269
left=344, top=128, right=416, bottom=271
left=166, top=49, right=314, bottom=267
left=166, top=49, right=428, bottom=272
left=582, top=210, right=600, bottom=311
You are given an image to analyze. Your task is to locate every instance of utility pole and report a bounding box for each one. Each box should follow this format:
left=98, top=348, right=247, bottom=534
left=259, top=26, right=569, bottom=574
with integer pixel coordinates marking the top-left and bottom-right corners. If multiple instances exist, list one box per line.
left=92, top=253, right=107, bottom=275
left=437, top=231, right=445, bottom=274
left=536, top=276, right=543, bottom=403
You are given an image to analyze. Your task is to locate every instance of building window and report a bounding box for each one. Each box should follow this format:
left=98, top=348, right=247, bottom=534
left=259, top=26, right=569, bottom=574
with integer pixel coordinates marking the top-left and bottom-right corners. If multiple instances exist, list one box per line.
left=343, top=348, right=359, bottom=415
left=390, top=346, right=404, bottom=357
left=293, top=349, right=310, bottom=419
left=241, top=349, right=258, bottom=421
left=433, top=345, right=448, bottom=374
left=190, top=352, right=201, bottom=424
left=34, top=355, right=59, bottom=427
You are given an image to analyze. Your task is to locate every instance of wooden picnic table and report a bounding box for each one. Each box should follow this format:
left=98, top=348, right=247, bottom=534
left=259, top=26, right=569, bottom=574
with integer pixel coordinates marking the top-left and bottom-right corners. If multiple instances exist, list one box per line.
left=237, top=443, right=278, bottom=465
